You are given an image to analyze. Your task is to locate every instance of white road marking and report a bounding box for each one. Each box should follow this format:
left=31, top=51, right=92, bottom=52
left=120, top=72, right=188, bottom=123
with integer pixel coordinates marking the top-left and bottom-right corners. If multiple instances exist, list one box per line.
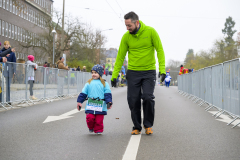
left=208, top=111, right=240, bottom=127
left=122, top=134, right=142, bottom=160
left=43, top=109, right=85, bottom=123
left=122, top=110, right=144, bottom=160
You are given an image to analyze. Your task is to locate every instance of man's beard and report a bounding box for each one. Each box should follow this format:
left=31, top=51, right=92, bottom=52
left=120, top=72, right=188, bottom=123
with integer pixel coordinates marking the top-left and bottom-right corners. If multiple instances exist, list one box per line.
left=129, top=24, right=138, bottom=34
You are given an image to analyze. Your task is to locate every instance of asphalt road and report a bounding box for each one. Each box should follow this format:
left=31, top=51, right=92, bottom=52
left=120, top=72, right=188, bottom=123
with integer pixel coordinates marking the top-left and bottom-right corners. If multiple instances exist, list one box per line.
left=0, top=86, right=240, bottom=160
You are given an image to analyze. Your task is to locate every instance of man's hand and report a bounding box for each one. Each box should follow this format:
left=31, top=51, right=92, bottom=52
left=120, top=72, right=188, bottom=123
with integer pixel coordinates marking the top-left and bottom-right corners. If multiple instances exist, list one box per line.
left=2, top=57, right=7, bottom=63
left=77, top=102, right=82, bottom=111
left=6, top=54, right=10, bottom=57
left=160, top=73, right=166, bottom=82
left=111, top=78, right=117, bottom=87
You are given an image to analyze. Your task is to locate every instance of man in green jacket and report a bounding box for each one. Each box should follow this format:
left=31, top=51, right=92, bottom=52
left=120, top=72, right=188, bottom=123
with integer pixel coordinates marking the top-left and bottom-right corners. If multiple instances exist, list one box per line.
left=111, top=11, right=166, bottom=135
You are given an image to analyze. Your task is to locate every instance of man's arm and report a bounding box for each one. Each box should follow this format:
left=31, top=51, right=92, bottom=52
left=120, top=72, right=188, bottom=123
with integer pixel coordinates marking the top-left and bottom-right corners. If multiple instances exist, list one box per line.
left=111, top=35, right=128, bottom=80
left=0, top=48, right=11, bottom=57
left=152, top=28, right=166, bottom=74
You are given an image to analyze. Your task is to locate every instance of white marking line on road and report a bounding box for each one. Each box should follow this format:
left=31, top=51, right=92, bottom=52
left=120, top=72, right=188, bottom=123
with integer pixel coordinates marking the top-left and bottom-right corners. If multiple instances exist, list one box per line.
left=208, top=111, right=240, bottom=127
left=122, top=134, right=142, bottom=160
left=43, top=109, right=85, bottom=123
left=122, top=110, right=143, bottom=160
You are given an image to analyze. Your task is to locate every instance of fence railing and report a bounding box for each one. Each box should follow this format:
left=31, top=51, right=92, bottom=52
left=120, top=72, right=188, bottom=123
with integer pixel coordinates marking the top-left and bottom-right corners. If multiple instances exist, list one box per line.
left=0, top=62, right=112, bottom=109
left=178, top=58, right=240, bottom=128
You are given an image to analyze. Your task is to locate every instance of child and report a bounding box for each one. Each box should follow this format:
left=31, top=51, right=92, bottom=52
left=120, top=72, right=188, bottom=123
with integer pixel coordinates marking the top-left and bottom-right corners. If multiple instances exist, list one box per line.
left=77, top=64, right=112, bottom=134
left=164, top=71, right=171, bottom=88
left=26, top=55, right=38, bottom=100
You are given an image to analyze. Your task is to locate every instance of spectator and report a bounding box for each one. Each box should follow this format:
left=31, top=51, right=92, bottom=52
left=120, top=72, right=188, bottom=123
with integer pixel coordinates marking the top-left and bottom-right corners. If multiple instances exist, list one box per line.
left=76, top=66, right=81, bottom=71
left=103, top=65, right=106, bottom=75
left=57, top=57, right=68, bottom=96
left=43, top=62, right=48, bottom=67
left=26, top=55, right=38, bottom=100
left=121, top=72, right=126, bottom=87
left=164, top=71, right=171, bottom=88
left=105, top=67, right=109, bottom=76
left=82, top=66, right=86, bottom=72
left=2, top=41, right=16, bottom=104
left=109, top=70, right=112, bottom=75
left=0, top=41, right=15, bottom=59
left=179, top=65, right=184, bottom=75
left=179, top=65, right=188, bottom=75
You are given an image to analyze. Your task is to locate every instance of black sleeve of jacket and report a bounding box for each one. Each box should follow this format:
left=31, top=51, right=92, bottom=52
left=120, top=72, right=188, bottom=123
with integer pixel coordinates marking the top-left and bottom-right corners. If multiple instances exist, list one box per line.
left=77, top=93, right=87, bottom=103
left=0, top=48, right=11, bottom=57
left=104, top=93, right=112, bottom=104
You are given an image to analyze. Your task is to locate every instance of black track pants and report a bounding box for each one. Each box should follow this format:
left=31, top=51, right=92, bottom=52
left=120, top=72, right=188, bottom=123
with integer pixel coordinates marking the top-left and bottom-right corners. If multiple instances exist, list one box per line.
left=127, top=70, right=156, bottom=131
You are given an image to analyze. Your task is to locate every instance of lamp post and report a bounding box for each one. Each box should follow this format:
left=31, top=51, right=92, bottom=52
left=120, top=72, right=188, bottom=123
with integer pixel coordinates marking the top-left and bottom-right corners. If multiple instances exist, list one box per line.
left=52, top=28, right=56, bottom=67
left=61, top=0, right=65, bottom=56
left=99, top=29, right=113, bottom=64
left=101, top=28, right=113, bottom=32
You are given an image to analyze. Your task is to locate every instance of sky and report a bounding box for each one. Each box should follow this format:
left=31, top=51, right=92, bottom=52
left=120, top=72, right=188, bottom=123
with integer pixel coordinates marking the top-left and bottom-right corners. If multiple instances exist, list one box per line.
left=53, top=0, right=240, bottom=66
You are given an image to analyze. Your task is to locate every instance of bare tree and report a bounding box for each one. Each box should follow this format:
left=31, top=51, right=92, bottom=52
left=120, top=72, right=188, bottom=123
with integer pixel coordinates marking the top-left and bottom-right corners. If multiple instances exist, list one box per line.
left=17, top=10, right=107, bottom=66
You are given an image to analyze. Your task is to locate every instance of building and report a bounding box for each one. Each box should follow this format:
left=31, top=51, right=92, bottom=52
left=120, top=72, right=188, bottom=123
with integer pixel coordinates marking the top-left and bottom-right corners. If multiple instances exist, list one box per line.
left=104, top=48, right=127, bottom=71
left=104, top=48, right=118, bottom=70
left=0, top=0, right=53, bottom=64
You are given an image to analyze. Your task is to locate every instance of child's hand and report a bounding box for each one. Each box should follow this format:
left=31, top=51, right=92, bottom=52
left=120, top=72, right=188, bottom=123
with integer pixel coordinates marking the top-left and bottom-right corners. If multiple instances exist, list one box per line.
left=77, top=103, right=82, bottom=111
left=107, top=102, right=112, bottom=109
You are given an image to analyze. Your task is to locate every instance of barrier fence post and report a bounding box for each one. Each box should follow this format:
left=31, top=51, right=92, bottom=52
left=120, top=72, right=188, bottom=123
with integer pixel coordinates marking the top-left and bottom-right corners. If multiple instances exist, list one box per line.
left=25, top=64, right=30, bottom=104
left=0, top=64, right=7, bottom=110
left=68, top=70, right=70, bottom=96
left=44, top=67, right=47, bottom=100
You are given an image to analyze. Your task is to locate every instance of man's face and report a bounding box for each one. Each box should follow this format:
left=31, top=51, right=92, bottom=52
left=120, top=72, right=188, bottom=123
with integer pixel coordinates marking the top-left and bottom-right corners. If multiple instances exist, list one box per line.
left=61, top=58, right=64, bottom=62
left=125, top=19, right=139, bottom=34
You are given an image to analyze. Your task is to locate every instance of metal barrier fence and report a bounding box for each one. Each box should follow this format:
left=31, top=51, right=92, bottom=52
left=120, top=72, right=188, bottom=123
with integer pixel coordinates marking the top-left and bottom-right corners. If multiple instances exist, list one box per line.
left=178, top=58, right=240, bottom=128
left=0, top=62, right=112, bottom=109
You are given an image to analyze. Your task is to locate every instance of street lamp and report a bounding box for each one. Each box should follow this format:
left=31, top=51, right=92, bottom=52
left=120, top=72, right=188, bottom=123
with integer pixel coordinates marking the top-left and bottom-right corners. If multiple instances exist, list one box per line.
left=99, top=28, right=113, bottom=64
left=52, top=28, right=56, bottom=67
left=101, top=28, right=113, bottom=32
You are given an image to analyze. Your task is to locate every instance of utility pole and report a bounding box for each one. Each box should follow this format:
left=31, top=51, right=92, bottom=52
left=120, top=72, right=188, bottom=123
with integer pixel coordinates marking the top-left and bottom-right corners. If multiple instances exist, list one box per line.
left=61, top=0, right=65, bottom=56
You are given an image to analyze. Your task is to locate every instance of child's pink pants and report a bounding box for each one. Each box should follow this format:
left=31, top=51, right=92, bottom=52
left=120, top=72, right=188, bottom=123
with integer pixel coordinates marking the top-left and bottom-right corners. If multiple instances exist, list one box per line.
left=86, top=114, right=104, bottom=133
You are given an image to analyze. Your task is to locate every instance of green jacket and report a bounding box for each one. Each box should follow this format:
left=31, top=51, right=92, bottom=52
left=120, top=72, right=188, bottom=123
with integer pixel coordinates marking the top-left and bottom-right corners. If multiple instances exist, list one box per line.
left=111, top=20, right=165, bottom=80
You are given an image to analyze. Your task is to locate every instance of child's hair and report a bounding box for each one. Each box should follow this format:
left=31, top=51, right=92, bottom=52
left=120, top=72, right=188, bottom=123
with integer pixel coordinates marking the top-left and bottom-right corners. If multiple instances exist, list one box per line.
left=87, top=77, right=105, bottom=87
left=4, top=41, right=11, bottom=47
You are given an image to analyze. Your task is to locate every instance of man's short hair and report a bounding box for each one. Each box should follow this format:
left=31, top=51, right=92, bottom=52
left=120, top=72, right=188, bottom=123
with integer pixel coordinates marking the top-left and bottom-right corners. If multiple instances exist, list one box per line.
left=124, top=11, right=139, bottom=22
left=60, top=57, right=63, bottom=60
